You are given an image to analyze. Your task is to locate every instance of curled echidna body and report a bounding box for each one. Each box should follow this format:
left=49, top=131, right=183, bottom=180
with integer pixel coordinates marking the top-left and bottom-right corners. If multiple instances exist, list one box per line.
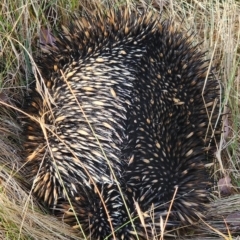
left=22, top=6, right=221, bottom=239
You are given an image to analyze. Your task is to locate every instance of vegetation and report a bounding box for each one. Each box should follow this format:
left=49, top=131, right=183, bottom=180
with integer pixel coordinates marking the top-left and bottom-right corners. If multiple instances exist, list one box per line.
left=0, top=0, right=239, bottom=239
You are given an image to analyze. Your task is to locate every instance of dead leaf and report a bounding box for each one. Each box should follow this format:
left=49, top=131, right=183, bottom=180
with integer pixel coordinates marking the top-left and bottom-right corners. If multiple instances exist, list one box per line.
left=226, top=212, right=240, bottom=227
left=40, top=27, right=55, bottom=46
left=218, top=176, right=232, bottom=195
left=0, top=92, right=8, bottom=103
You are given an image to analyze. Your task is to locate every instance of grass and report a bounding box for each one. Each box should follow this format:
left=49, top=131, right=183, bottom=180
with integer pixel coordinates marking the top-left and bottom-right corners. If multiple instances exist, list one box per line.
left=0, top=0, right=240, bottom=239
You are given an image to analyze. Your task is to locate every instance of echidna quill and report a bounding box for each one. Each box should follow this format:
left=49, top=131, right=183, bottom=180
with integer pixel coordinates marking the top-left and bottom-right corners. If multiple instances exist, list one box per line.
left=22, top=6, right=221, bottom=240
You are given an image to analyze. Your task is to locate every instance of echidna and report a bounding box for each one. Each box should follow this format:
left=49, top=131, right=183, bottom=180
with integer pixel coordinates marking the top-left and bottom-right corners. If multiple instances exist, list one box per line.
left=22, top=6, right=221, bottom=240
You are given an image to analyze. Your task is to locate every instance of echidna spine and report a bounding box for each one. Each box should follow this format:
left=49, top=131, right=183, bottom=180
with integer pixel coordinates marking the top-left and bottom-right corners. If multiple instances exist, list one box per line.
left=22, top=6, right=221, bottom=239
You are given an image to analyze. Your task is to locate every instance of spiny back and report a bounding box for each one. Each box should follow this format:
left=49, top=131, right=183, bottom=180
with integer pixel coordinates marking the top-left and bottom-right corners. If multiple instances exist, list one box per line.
left=23, top=7, right=220, bottom=239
